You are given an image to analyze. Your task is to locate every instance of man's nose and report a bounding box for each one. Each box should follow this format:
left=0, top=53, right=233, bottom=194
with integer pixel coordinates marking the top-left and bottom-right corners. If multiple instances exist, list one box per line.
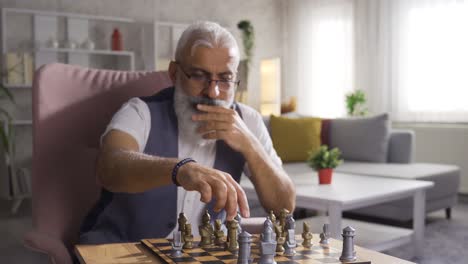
left=205, top=80, right=220, bottom=98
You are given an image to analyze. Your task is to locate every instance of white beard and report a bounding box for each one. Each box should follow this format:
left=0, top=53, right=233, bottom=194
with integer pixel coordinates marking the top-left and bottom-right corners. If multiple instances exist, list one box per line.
left=173, top=79, right=234, bottom=147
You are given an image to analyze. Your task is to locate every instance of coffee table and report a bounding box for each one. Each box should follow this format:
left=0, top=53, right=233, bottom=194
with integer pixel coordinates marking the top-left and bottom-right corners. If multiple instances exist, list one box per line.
left=240, top=166, right=433, bottom=257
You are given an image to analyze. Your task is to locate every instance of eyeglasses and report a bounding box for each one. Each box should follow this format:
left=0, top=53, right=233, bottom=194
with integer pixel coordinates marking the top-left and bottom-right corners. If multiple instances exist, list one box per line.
left=175, top=62, right=240, bottom=91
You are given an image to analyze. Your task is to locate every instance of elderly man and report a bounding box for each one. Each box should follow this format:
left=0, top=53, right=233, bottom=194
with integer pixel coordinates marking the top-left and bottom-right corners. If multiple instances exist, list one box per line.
left=79, top=21, right=295, bottom=244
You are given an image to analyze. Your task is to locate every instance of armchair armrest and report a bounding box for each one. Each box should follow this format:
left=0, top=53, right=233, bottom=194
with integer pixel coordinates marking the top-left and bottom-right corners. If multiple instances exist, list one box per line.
left=23, top=230, right=73, bottom=264
left=388, top=129, right=415, bottom=163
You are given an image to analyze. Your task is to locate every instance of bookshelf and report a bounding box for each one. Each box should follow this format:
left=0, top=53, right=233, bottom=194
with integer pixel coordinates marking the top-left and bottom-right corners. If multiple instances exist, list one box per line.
left=0, top=7, right=137, bottom=213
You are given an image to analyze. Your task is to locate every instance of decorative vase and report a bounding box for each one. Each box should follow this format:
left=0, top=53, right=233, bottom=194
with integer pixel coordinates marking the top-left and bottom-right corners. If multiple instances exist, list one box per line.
left=111, top=28, right=122, bottom=51
left=318, top=168, right=333, bottom=184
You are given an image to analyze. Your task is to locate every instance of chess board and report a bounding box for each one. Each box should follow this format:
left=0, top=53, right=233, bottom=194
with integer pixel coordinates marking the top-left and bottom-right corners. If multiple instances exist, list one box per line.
left=141, top=235, right=371, bottom=264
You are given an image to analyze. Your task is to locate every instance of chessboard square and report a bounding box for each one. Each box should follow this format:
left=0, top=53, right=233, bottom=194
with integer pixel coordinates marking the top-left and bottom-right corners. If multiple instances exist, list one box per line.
left=210, top=251, right=232, bottom=257
left=170, top=256, right=197, bottom=262
left=188, top=252, right=211, bottom=257
left=160, top=246, right=173, bottom=250
left=294, top=260, right=321, bottom=264
left=215, top=254, right=238, bottom=260
left=297, top=249, right=315, bottom=254
left=274, top=256, right=291, bottom=261
left=276, top=260, right=299, bottom=264
left=314, top=258, right=341, bottom=263
left=326, top=253, right=341, bottom=258
left=197, top=261, right=225, bottom=264
left=194, top=256, right=220, bottom=261
left=221, top=260, right=236, bottom=264
left=289, top=254, right=312, bottom=260
left=204, top=247, right=227, bottom=252
left=186, top=248, right=205, bottom=253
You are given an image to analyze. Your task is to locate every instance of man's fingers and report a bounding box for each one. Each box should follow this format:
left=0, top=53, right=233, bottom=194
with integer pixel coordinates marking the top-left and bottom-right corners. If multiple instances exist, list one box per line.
left=211, top=179, right=228, bottom=212
left=226, top=175, right=250, bottom=218
left=202, top=130, right=232, bottom=141
left=197, top=104, right=234, bottom=114
left=224, top=181, right=238, bottom=221
left=198, top=183, right=212, bottom=203
left=192, top=113, right=235, bottom=123
left=197, top=122, right=231, bottom=133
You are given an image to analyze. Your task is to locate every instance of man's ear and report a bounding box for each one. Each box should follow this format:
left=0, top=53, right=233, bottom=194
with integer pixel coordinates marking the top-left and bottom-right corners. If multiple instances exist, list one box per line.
left=168, top=61, right=177, bottom=84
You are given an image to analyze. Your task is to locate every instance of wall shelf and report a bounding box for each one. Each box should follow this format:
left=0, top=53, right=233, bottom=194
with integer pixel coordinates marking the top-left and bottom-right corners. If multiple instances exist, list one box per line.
left=3, top=84, right=32, bottom=89
left=11, top=120, right=33, bottom=125
left=37, top=47, right=135, bottom=57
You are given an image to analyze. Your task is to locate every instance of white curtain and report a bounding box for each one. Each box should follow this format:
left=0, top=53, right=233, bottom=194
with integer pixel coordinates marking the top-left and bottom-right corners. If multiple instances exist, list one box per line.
left=355, top=0, right=468, bottom=122
left=391, top=0, right=468, bottom=122
left=285, top=0, right=354, bottom=118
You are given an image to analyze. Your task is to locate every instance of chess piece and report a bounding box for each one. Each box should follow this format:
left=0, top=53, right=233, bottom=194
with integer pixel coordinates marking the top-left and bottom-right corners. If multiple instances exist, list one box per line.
left=283, top=214, right=296, bottom=256
left=263, top=217, right=275, bottom=238
left=171, top=231, right=183, bottom=258
left=319, top=224, right=330, bottom=247
left=259, top=218, right=277, bottom=264
left=268, top=210, right=277, bottom=224
left=227, top=219, right=239, bottom=251
left=178, top=212, right=188, bottom=242
left=340, top=226, right=357, bottom=262
left=199, top=210, right=214, bottom=247
left=214, top=219, right=226, bottom=246
left=183, top=223, right=194, bottom=249
left=274, top=224, right=285, bottom=253
left=278, top=208, right=290, bottom=236
left=235, top=212, right=243, bottom=233
left=302, top=222, right=313, bottom=248
left=237, top=231, right=253, bottom=264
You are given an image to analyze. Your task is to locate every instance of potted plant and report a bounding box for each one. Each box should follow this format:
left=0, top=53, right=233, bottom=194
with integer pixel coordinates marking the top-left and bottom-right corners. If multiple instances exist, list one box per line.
left=345, top=90, right=368, bottom=117
left=236, top=20, right=254, bottom=103
left=307, top=145, right=343, bottom=184
left=0, top=74, right=15, bottom=158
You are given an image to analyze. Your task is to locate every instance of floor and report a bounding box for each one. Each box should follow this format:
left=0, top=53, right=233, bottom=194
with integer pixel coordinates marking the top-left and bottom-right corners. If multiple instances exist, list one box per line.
left=1, top=197, right=467, bottom=264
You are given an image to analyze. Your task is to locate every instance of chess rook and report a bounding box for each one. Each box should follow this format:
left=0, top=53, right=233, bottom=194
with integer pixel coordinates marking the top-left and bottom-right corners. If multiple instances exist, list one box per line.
left=171, top=231, right=183, bottom=258
left=237, top=231, right=253, bottom=264
left=340, top=226, right=357, bottom=262
left=259, top=218, right=277, bottom=264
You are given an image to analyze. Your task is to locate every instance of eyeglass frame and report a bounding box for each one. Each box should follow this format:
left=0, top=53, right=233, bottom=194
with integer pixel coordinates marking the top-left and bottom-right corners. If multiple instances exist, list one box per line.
left=174, top=61, right=241, bottom=91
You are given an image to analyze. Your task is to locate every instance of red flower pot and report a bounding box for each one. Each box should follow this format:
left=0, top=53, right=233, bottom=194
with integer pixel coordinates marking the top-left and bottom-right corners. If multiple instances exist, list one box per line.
left=318, top=168, right=333, bottom=184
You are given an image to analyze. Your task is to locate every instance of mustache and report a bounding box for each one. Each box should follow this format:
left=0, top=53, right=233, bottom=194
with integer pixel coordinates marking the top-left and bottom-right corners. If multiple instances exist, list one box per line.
left=188, top=96, right=230, bottom=109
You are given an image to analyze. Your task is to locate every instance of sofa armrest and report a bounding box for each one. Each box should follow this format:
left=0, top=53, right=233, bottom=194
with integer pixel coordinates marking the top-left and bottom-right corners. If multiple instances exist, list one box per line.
left=388, top=129, right=415, bottom=163
left=23, top=230, right=73, bottom=264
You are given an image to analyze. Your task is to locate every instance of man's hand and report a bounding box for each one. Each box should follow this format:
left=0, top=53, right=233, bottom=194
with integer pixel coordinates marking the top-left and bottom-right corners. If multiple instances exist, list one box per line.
left=176, top=161, right=250, bottom=220
left=193, top=104, right=256, bottom=155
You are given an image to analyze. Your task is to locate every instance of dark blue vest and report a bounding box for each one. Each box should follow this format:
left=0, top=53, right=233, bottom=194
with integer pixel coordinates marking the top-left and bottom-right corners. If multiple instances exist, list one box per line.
left=79, top=87, right=245, bottom=244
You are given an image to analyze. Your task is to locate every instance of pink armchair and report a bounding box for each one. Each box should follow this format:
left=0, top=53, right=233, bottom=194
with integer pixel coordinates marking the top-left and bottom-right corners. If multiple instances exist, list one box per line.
left=23, top=63, right=263, bottom=263
left=24, top=63, right=173, bottom=263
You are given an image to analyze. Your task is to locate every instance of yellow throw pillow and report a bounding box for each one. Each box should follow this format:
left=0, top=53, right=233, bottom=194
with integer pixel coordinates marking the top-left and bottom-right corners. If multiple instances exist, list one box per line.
left=270, top=115, right=322, bottom=162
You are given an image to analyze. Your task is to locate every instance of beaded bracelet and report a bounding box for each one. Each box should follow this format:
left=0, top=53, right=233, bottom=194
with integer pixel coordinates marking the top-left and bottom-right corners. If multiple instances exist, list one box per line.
left=171, top=158, right=196, bottom=186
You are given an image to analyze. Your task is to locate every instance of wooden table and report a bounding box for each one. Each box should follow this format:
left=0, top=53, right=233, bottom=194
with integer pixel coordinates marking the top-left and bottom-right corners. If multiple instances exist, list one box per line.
left=75, top=234, right=415, bottom=264
left=240, top=166, right=433, bottom=257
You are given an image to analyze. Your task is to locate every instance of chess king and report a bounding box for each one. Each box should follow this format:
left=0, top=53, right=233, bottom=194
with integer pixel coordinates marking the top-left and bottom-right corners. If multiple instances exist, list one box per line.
left=78, top=21, right=295, bottom=244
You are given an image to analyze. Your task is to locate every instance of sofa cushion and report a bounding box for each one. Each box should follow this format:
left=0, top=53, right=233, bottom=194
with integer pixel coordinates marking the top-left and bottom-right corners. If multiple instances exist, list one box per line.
left=335, top=161, right=460, bottom=200
left=270, top=115, right=322, bottom=162
left=330, top=113, right=390, bottom=163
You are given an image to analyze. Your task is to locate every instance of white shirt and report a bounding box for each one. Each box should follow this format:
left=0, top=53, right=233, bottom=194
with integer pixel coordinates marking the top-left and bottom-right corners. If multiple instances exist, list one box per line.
left=101, top=97, right=282, bottom=237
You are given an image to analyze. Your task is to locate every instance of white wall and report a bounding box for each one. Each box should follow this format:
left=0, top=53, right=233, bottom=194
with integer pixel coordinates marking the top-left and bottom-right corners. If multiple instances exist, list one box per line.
left=153, top=0, right=284, bottom=109
left=394, top=123, right=468, bottom=194
left=0, top=0, right=284, bottom=173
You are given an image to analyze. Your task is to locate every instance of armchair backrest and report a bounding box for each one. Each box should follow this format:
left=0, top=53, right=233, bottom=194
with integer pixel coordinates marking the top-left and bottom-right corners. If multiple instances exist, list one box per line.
left=31, top=63, right=173, bottom=251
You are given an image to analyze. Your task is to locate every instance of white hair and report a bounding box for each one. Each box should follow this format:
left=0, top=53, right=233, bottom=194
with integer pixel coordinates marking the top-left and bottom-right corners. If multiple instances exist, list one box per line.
left=175, top=21, right=240, bottom=67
